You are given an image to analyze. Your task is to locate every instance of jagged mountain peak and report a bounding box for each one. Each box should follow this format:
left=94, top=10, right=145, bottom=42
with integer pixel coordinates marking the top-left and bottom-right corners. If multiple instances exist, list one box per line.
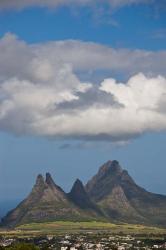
left=45, top=172, right=56, bottom=187
left=98, top=160, right=123, bottom=177
left=2, top=161, right=166, bottom=228
left=120, top=169, right=135, bottom=184
left=85, top=160, right=136, bottom=202
left=71, top=178, right=84, bottom=190
left=69, top=178, right=100, bottom=212
left=69, top=178, right=87, bottom=200
left=45, top=172, right=53, bottom=183
left=32, top=174, right=46, bottom=194
left=45, top=172, right=65, bottom=193
left=2, top=173, right=99, bottom=227
left=86, top=160, right=124, bottom=196
left=98, top=161, right=111, bottom=176
left=110, top=160, right=123, bottom=173
left=35, top=174, right=45, bottom=186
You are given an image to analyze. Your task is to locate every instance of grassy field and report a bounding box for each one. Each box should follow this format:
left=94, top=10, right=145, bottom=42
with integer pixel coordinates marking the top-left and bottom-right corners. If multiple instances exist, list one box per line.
left=0, top=221, right=165, bottom=237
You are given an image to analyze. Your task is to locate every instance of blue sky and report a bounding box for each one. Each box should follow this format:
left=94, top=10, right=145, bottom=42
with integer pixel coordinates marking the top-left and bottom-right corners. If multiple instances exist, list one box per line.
left=0, top=1, right=166, bottom=212
left=0, top=4, right=165, bottom=49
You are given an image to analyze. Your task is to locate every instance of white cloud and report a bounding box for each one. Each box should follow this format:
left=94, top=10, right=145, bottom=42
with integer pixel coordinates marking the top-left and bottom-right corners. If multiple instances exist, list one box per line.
left=40, top=40, right=166, bottom=76
left=1, top=73, right=166, bottom=140
left=1, top=33, right=166, bottom=82
left=0, top=34, right=166, bottom=141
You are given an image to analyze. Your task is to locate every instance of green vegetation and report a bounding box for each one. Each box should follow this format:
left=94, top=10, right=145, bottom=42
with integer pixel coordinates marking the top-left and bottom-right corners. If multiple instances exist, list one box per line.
left=1, top=221, right=165, bottom=238
left=0, top=243, right=39, bottom=250
left=14, top=221, right=166, bottom=236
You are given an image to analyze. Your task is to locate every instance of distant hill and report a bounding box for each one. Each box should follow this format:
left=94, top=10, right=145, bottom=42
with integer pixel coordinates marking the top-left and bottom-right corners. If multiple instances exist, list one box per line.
left=1, top=160, right=166, bottom=227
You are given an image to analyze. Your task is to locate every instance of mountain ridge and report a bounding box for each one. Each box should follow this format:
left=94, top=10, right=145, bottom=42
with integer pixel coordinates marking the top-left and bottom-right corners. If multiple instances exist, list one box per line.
left=1, top=160, right=166, bottom=228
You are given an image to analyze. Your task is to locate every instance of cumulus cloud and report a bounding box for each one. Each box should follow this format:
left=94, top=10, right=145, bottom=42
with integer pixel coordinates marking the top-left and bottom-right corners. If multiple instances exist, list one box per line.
left=37, top=40, right=166, bottom=77
left=1, top=33, right=166, bottom=82
left=0, top=0, right=152, bottom=11
left=0, top=33, right=166, bottom=142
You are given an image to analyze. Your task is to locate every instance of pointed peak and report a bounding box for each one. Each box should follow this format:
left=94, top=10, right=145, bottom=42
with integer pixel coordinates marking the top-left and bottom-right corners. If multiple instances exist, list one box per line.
left=98, top=160, right=112, bottom=175
left=45, top=172, right=57, bottom=188
left=69, top=179, right=97, bottom=210
left=46, top=172, right=51, bottom=178
left=35, top=174, right=45, bottom=186
left=121, top=170, right=135, bottom=184
left=71, top=178, right=85, bottom=192
left=45, top=172, right=54, bottom=185
left=69, top=178, right=88, bottom=200
left=98, top=160, right=123, bottom=177
left=106, top=160, right=122, bottom=170
left=110, top=160, right=123, bottom=173
left=45, top=172, right=65, bottom=193
left=74, top=178, right=84, bottom=186
left=112, top=160, right=119, bottom=165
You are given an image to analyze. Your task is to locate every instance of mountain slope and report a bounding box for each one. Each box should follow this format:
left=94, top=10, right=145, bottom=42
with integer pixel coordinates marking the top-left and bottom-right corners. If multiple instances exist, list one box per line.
left=86, top=160, right=166, bottom=226
left=68, top=179, right=104, bottom=217
left=69, top=179, right=96, bottom=209
left=2, top=160, right=166, bottom=227
left=2, top=174, right=101, bottom=227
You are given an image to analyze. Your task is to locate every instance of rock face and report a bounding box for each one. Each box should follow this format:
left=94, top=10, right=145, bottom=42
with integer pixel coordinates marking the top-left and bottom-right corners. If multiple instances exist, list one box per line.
left=69, top=179, right=95, bottom=209
left=86, top=160, right=166, bottom=226
left=1, top=174, right=101, bottom=227
left=68, top=179, right=103, bottom=216
left=2, top=160, right=166, bottom=227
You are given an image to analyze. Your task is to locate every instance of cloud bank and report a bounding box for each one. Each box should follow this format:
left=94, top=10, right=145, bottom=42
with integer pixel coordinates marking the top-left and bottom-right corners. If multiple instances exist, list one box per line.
left=0, top=0, right=152, bottom=11
left=1, top=33, right=166, bottom=81
left=0, top=33, right=166, bottom=142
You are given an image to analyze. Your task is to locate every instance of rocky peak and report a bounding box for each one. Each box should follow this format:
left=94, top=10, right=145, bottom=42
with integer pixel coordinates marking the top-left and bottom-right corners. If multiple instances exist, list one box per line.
left=45, top=172, right=55, bottom=187
left=45, top=172, right=65, bottom=194
left=120, top=170, right=135, bottom=184
left=35, top=174, right=45, bottom=187
left=110, top=160, right=123, bottom=174
left=2, top=160, right=166, bottom=228
left=96, top=160, right=123, bottom=180
left=69, top=178, right=97, bottom=209
left=86, top=160, right=129, bottom=201
left=98, top=160, right=112, bottom=176
left=70, top=179, right=86, bottom=196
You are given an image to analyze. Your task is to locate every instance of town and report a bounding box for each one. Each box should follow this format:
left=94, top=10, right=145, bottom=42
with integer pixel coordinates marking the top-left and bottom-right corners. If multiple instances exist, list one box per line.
left=0, top=232, right=166, bottom=250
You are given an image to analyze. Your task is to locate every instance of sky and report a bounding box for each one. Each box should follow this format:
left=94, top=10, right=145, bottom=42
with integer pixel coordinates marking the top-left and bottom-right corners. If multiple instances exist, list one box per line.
left=0, top=0, right=166, bottom=213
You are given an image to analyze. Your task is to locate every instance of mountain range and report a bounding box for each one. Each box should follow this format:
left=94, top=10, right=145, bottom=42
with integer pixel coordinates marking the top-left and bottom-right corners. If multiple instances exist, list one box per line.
left=1, top=160, right=166, bottom=228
